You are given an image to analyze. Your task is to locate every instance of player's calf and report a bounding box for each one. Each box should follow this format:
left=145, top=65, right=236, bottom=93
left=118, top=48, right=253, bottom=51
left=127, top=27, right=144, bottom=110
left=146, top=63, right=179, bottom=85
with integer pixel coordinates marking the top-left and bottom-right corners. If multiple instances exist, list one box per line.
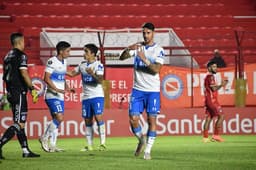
left=134, top=136, right=145, bottom=157
left=39, top=137, right=49, bottom=152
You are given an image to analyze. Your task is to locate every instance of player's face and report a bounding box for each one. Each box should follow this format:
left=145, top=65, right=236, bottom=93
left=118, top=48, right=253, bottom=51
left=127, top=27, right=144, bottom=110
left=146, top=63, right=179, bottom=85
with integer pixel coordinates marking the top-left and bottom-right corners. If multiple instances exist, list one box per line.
left=83, top=48, right=94, bottom=61
left=60, top=47, right=71, bottom=59
left=209, top=64, right=218, bottom=74
left=18, top=37, right=25, bottom=51
left=142, top=28, right=154, bottom=45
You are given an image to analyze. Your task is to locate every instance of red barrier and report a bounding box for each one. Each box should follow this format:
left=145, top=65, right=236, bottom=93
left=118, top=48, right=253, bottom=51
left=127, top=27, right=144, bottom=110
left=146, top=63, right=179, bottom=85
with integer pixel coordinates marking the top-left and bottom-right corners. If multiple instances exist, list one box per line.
left=0, top=64, right=255, bottom=110
left=0, top=107, right=256, bottom=138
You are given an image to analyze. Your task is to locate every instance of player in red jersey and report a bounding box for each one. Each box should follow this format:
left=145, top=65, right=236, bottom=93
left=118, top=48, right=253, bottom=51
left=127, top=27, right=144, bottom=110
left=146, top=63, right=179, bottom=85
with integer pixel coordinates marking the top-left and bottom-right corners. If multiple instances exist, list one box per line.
left=202, top=61, right=228, bottom=143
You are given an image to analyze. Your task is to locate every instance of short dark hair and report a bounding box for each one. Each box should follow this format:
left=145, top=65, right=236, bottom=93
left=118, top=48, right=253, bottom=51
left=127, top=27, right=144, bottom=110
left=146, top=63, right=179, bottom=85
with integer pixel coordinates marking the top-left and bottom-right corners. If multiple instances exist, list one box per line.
left=84, top=43, right=98, bottom=56
left=142, top=22, right=155, bottom=31
left=10, top=32, right=23, bottom=46
left=56, top=41, right=71, bottom=54
left=207, top=60, right=217, bottom=68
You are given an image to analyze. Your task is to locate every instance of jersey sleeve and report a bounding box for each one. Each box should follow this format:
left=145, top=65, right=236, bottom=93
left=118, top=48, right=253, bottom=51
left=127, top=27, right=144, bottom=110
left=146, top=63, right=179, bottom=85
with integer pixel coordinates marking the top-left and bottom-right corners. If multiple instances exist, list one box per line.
left=45, top=59, right=54, bottom=74
left=96, top=62, right=104, bottom=76
left=155, top=47, right=165, bottom=65
left=19, top=54, right=28, bottom=70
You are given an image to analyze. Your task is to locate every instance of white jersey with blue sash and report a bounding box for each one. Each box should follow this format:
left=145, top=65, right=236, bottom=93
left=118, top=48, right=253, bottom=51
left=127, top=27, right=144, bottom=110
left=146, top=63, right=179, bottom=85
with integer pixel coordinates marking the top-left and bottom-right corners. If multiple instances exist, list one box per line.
left=74, top=60, right=104, bottom=100
left=130, top=43, right=165, bottom=92
left=44, top=56, right=67, bottom=100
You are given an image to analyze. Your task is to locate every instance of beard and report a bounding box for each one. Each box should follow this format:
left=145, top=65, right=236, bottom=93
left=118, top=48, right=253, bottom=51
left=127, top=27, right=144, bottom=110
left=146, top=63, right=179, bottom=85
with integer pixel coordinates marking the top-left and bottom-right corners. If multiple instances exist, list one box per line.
left=211, top=70, right=217, bottom=74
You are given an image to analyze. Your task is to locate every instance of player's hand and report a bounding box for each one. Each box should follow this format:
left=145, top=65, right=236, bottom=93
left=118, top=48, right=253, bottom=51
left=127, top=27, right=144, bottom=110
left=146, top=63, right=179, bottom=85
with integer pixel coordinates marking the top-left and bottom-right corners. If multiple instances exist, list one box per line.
left=128, top=42, right=143, bottom=50
left=86, top=68, right=94, bottom=75
left=222, top=80, right=228, bottom=86
left=31, top=89, right=39, bottom=103
left=68, top=88, right=76, bottom=93
left=119, top=49, right=132, bottom=60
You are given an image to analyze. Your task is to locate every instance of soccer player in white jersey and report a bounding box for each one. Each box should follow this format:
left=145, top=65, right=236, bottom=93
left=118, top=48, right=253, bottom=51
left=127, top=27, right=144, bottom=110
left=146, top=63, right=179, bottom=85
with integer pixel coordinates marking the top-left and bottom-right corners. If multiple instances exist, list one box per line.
left=66, top=43, right=106, bottom=151
left=120, top=22, right=165, bottom=160
left=39, top=41, right=74, bottom=152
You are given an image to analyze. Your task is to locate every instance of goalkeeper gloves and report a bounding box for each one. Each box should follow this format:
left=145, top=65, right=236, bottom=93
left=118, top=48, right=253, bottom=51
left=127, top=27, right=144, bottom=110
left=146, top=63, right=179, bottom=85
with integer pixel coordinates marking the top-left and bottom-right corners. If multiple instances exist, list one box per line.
left=31, top=89, right=39, bottom=103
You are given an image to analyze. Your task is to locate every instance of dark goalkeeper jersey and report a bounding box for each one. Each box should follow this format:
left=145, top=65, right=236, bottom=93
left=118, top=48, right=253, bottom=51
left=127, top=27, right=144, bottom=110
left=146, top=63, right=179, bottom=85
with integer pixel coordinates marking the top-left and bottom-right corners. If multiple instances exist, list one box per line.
left=3, top=48, right=29, bottom=91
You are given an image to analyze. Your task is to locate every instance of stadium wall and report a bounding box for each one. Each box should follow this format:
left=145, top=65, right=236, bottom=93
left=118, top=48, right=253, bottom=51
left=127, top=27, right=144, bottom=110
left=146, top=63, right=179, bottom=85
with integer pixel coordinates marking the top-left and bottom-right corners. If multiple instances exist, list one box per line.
left=0, top=107, right=256, bottom=138
left=1, top=64, right=256, bottom=109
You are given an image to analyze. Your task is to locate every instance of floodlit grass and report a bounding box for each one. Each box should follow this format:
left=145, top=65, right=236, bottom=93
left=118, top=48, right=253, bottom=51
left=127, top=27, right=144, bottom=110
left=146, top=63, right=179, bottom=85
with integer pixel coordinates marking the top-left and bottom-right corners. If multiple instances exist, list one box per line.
left=0, top=135, right=256, bottom=170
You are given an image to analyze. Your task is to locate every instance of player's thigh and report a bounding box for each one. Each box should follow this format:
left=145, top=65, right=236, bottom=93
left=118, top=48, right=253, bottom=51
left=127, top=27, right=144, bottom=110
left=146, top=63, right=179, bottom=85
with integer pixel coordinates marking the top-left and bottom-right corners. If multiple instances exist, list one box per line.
left=92, top=97, right=104, bottom=122
left=205, top=100, right=218, bottom=117
left=9, top=89, right=28, bottom=123
left=129, top=89, right=144, bottom=116
left=45, top=99, right=64, bottom=116
left=82, top=99, right=93, bottom=119
left=146, top=92, right=160, bottom=116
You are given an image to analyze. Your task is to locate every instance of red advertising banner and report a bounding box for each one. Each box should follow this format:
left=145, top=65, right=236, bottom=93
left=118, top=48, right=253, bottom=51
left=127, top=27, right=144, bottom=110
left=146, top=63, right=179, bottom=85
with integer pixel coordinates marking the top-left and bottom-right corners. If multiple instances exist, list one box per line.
left=0, top=64, right=255, bottom=109
left=0, top=107, right=256, bottom=138
left=160, top=64, right=256, bottom=108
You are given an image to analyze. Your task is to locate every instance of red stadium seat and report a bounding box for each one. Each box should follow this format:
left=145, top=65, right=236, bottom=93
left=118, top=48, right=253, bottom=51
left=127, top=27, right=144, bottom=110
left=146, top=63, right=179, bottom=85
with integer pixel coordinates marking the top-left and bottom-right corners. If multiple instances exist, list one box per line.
left=0, top=0, right=255, bottom=66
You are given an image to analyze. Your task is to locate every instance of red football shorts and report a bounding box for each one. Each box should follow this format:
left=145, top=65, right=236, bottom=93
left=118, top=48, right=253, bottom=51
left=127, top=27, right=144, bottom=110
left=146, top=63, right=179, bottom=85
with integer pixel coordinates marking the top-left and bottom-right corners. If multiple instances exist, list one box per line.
left=205, top=100, right=224, bottom=118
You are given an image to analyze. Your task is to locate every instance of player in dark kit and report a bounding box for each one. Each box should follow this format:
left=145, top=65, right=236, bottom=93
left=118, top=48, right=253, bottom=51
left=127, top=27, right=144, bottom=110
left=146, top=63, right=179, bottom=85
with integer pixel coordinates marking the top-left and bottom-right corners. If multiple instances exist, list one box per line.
left=0, top=32, right=40, bottom=159
left=202, top=61, right=228, bottom=143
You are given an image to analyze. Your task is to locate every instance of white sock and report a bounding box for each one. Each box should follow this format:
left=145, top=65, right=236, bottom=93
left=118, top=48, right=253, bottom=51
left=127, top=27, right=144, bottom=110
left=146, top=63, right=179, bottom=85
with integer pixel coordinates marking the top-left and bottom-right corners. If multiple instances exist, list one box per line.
left=43, top=120, right=57, bottom=140
left=98, top=123, right=106, bottom=145
left=144, top=136, right=156, bottom=154
left=49, top=129, right=58, bottom=147
left=22, top=147, right=29, bottom=154
left=85, top=126, right=93, bottom=146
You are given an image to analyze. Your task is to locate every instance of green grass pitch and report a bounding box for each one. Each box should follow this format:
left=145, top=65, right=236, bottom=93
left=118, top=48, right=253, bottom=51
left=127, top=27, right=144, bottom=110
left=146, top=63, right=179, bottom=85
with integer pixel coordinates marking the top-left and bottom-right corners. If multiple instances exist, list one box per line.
left=0, top=135, right=256, bottom=170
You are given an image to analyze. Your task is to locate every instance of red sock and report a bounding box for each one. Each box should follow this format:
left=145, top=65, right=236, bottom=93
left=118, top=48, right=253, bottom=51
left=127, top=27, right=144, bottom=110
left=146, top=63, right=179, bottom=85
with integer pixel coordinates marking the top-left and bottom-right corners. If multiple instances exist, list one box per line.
left=214, top=126, right=221, bottom=135
left=203, top=130, right=208, bottom=138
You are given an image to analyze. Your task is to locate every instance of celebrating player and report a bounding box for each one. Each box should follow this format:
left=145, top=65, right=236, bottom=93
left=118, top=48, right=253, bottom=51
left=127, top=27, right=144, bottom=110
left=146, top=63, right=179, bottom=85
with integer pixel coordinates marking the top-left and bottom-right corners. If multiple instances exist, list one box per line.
left=39, top=41, right=74, bottom=152
left=66, top=43, right=106, bottom=151
left=0, top=32, right=40, bottom=159
left=119, top=22, right=165, bottom=160
left=202, top=61, right=228, bottom=143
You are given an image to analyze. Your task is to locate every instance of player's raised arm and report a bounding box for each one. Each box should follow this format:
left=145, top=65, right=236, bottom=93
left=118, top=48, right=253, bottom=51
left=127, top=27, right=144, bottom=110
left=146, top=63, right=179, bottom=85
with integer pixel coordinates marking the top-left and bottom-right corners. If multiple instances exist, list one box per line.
left=119, top=42, right=142, bottom=60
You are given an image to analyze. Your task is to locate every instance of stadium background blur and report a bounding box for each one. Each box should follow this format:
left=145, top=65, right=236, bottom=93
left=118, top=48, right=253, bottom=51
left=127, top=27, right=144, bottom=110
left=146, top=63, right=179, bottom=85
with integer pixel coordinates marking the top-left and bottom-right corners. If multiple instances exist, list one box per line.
left=0, top=0, right=256, bottom=138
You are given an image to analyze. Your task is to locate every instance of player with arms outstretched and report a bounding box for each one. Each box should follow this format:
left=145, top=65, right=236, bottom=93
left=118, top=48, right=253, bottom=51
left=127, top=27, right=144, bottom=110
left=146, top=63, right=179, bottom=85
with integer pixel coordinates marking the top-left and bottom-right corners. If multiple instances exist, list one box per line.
left=202, top=61, right=228, bottom=143
left=67, top=43, right=106, bottom=151
left=39, top=41, right=74, bottom=152
left=120, top=22, right=165, bottom=160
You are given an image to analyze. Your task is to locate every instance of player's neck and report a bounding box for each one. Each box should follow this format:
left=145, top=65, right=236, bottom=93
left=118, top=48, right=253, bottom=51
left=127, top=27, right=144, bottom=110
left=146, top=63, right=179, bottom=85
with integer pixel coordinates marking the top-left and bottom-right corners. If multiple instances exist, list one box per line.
left=143, top=41, right=154, bottom=46
left=13, top=45, right=24, bottom=52
left=56, top=55, right=64, bottom=62
left=87, top=57, right=96, bottom=63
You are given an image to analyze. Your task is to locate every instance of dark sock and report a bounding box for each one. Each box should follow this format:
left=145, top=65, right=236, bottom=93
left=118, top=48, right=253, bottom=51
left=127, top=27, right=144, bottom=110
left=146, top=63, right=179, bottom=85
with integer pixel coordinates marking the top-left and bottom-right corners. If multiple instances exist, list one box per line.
left=17, top=128, right=28, bottom=149
left=0, top=124, right=20, bottom=148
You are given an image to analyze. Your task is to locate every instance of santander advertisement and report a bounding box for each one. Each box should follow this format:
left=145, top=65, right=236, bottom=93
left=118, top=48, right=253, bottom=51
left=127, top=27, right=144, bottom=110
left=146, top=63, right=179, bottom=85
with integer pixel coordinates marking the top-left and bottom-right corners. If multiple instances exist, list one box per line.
left=0, top=64, right=255, bottom=137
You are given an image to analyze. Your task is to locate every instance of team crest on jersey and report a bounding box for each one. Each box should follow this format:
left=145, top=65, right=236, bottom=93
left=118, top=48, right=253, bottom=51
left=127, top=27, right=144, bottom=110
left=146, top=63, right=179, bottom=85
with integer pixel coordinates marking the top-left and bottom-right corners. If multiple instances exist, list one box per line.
left=48, top=60, right=53, bottom=65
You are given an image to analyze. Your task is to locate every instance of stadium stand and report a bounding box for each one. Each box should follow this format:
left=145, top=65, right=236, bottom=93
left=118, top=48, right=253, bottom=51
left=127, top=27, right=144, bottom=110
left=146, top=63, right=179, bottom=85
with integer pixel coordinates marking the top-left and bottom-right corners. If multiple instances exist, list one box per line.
left=0, top=0, right=255, bottom=66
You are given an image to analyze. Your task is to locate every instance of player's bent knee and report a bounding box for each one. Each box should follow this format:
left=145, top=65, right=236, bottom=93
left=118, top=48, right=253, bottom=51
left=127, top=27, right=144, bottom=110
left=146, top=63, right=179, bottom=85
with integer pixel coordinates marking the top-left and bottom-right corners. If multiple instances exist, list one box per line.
left=18, top=123, right=25, bottom=129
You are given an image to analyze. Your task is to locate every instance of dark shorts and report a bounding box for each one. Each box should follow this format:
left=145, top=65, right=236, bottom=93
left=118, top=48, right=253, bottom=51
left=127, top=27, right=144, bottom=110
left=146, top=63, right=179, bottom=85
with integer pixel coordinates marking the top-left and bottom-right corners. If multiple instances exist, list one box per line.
left=7, top=88, right=28, bottom=123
